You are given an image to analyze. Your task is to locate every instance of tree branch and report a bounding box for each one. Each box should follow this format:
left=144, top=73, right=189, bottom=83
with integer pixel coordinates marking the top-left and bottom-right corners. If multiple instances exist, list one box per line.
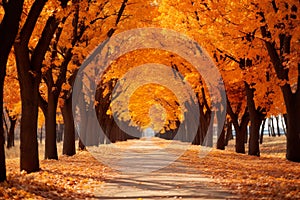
left=19, top=0, right=46, bottom=46
left=31, top=16, right=59, bottom=71
left=38, top=92, right=48, bottom=116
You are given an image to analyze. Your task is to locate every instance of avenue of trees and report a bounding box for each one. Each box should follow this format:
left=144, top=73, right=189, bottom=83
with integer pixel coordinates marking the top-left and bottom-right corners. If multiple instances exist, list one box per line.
left=0, top=0, right=299, bottom=182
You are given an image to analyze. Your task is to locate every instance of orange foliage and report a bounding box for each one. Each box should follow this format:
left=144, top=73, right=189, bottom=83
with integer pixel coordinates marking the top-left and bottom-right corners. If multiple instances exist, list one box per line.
left=1, top=152, right=112, bottom=199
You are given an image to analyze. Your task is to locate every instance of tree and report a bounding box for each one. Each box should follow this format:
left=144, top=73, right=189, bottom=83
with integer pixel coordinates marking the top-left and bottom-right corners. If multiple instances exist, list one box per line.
left=0, top=0, right=24, bottom=182
left=58, top=0, right=131, bottom=152
left=14, top=0, right=68, bottom=170
left=93, top=46, right=216, bottom=145
left=226, top=84, right=249, bottom=154
left=156, top=0, right=289, bottom=157
left=197, top=0, right=299, bottom=161
left=256, top=1, right=300, bottom=162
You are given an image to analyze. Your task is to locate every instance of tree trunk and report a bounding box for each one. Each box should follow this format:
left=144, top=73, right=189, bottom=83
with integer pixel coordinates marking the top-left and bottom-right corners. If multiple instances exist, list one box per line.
left=40, top=124, right=43, bottom=144
left=0, top=0, right=24, bottom=182
left=283, top=114, right=288, bottom=133
left=14, top=42, right=41, bottom=172
left=57, top=124, right=63, bottom=142
left=0, top=75, right=6, bottom=182
left=227, top=98, right=249, bottom=154
left=285, top=94, right=300, bottom=162
left=281, top=115, right=287, bottom=135
left=268, top=119, right=272, bottom=136
left=225, top=120, right=233, bottom=146
left=204, top=111, right=214, bottom=147
left=44, top=93, right=58, bottom=159
left=84, top=108, right=100, bottom=146
left=14, top=0, right=59, bottom=171
left=19, top=86, right=40, bottom=172
left=193, top=108, right=211, bottom=146
left=275, top=116, right=281, bottom=136
left=270, top=117, right=276, bottom=137
left=78, top=139, right=86, bottom=150
left=248, top=117, right=262, bottom=156
left=235, top=123, right=248, bottom=154
left=263, top=32, right=300, bottom=162
left=216, top=105, right=226, bottom=150
left=260, top=118, right=266, bottom=144
left=245, top=82, right=264, bottom=156
left=7, top=116, right=16, bottom=148
left=192, top=127, right=200, bottom=145
left=217, top=125, right=226, bottom=150
left=2, top=111, right=8, bottom=140
left=244, top=126, right=248, bottom=144
left=62, top=97, right=75, bottom=156
left=14, top=44, right=42, bottom=172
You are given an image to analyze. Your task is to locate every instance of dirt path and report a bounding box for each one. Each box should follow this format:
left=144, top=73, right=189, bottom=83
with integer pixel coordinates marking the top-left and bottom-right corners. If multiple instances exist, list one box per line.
left=89, top=138, right=237, bottom=199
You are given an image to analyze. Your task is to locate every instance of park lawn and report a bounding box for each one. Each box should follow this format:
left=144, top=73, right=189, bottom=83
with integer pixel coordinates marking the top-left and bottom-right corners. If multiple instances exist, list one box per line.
left=0, top=136, right=299, bottom=199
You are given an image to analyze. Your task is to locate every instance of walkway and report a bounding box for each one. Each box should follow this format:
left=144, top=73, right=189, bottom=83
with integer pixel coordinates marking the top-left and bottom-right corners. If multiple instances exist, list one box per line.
left=88, top=138, right=238, bottom=199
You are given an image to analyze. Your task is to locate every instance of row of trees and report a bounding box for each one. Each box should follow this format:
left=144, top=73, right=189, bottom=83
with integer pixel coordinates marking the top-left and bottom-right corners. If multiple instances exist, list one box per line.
left=156, top=0, right=299, bottom=160
left=0, top=0, right=299, bottom=183
left=0, top=0, right=133, bottom=182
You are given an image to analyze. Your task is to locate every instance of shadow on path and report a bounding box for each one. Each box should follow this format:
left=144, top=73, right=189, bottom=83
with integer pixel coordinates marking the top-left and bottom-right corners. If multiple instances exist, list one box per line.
left=90, top=138, right=238, bottom=200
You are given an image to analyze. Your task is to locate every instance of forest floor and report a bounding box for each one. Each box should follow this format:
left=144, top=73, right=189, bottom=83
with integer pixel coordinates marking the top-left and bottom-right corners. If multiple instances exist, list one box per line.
left=1, top=136, right=300, bottom=199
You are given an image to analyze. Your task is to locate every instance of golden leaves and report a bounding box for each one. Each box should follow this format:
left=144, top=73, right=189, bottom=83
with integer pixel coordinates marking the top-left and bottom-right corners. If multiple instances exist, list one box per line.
left=4, top=52, right=21, bottom=118
left=181, top=137, right=300, bottom=199
left=1, top=151, right=110, bottom=199
left=128, top=83, right=178, bottom=132
left=2, top=137, right=298, bottom=199
left=61, top=82, right=71, bottom=91
left=156, top=0, right=299, bottom=117
left=102, top=48, right=205, bottom=132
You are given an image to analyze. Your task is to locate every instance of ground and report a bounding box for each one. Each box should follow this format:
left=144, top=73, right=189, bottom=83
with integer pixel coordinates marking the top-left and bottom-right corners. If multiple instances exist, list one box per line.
left=1, top=136, right=300, bottom=199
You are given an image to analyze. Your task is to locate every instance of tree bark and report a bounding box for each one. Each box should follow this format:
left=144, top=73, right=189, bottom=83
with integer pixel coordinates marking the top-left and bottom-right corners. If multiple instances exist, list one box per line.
left=57, top=124, right=63, bottom=142
left=227, top=98, right=249, bottom=154
left=40, top=124, right=43, bottom=144
left=285, top=94, right=300, bottom=162
left=244, top=126, right=248, bottom=144
left=283, top=114, right=288, bottom=133
left=0, top=0, right=24, bottom=181
left=78, top=139, right=86, bottom=150
left=267, top=119, right=272, bottom=136
left=193, top=89, right=211, bottom=146
left=245, top=82, right=265, bottom=156
left=16, top=78, right=40, bottom=172
left=270, top=117, right=276, bottom=137
left=275, top=116, right=281, bottom=136
left=260, top=118, right=266, bottom=144
left=217, top=125, right=226, bottom=150
left=44, top=94, right=58, bottom=159
left=225, top=120, right=233, bottom=146
left=2, top=111, right=8, bottom=139
left=235, top=121, right=248, bottom=154
left=6, top=116, right=17, bottom=148
left=61, top=97, right=76, bottom=156
left=205, top=111, right=214, bottom=147
left=14, top=45, right=41, bottom=172
left=262, top=32, right=300, bottom=162
left=216, top=102, right=226, bottom=150
left=281, top=115, right=287, bottom=135
left=14, top=0, right=58, bottom=172
left=0, top=75, right=6, bottom=182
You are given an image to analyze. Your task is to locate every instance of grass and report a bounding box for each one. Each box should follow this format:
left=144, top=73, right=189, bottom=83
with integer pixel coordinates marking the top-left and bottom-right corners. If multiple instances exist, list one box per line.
left=5, top=140, right=64, bottom=160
